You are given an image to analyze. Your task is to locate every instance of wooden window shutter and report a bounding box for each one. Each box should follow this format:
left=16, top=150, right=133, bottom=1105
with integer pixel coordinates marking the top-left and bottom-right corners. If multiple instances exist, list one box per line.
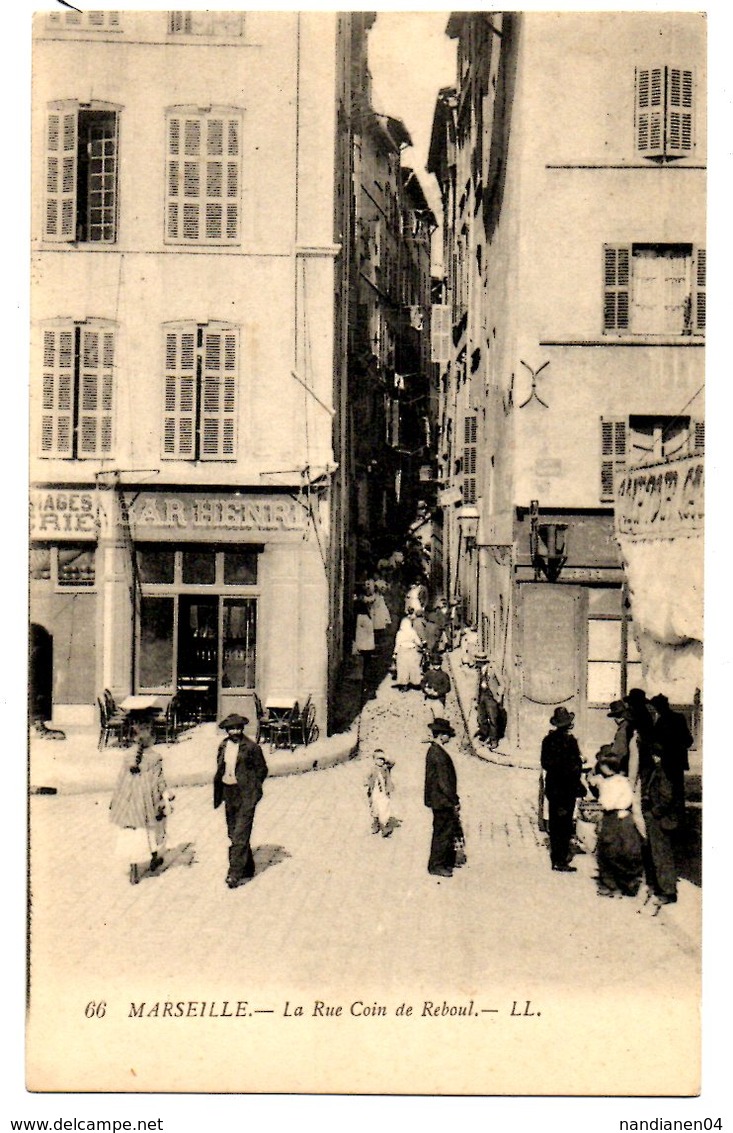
left=667, top=68, right=694, bottom=156
left=431, top=304, right=451, bottom=364
left=600, top=417, right=627, bottom=502
left=603, top=245, right=630, bottom=332
left=463, top=414, right=477, bottom=504
left=200, top=326, right=238, bottom=459
left=45, top=104, right=77, bottom=241
left=78, top=325, right=114, bottom=456
left=166, top=109, right=240, bottom=244
left=636, top=67, right=664, bottom=158
left=693, top=246, right=705, bottom=334
left=40, top=326, right=75, bottom=457
left=162, top=326, right=197, bottom=458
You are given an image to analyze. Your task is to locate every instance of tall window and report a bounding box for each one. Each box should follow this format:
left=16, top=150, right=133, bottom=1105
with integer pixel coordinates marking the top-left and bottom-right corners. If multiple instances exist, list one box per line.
left=40, top=321, right=115, bottom=458
left=44, top=102, right=119, bottom=243
left=635, top=66, right=694, bottom=160
left=169, top=12, right=244, bottom=37
left=165, top=108, right=242, bottom=245
left=162, top=323, right=238, bottom=460
left=431, top=304, right=451, bottom=364
left=586, top=589, right=642, bottom=705
left=463, top=414, right=477, bottom=504
left=600, top=415, right=704, bottom=501
left=603, top=244, right=705, bottom=335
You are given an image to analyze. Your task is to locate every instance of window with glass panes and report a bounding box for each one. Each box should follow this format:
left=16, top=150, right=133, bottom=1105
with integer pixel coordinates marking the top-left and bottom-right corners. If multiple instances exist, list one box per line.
left=599, top=414, right=704, bottom=501
left=603, top=243, right=705, bottom=336
left=44, top=102, right=119, bottom=243
left=135, top=546, right=259, bottom=692
left=586, top=588, right=642, bottom=705
left=40, top=321, right=115, bottom=458
left=165, top=108, right=242, bottom=245
left=30, top=544, right=96, bottom=589
left=168, top=12, right=244, bottom=36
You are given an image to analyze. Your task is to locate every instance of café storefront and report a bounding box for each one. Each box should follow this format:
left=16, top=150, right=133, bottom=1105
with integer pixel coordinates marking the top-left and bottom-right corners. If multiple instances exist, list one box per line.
left=30, top=485, right=329, bottom=730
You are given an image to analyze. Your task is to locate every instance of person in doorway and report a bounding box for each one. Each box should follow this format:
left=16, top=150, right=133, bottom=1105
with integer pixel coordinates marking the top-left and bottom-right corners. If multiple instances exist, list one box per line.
left=214, top=713, right=268, bottom=889
left=422, top=653, right=452, bottom=710
left=109, top=710, right=171, bottom=885
left=540, top=706, right=585, bottom=872
left=649, top=693, right=693, bottom=831
left=364, top=749, right=396, bottom=837
left=424, top=718, right=461, bottom=878
left=588, top=746, right=644, bottom=899
left=393, top=612, right=424, bottom=691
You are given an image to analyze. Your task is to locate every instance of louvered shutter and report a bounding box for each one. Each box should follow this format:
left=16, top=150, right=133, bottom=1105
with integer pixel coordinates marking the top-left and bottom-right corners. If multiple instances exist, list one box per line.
left=40, top=326, right=74, bottom=456
left=78, top=325, right=114, bottom=456
left=463, top=414, right=477, bottom=505
left=693, top=247, right=705, bottom=334
left=200, top=327, right=238, bottom=459
left=603, top=246, right=630, bottom=332
left=45, top=105, right=77, bottom=241
left=691, top=419, right=705, bottom=454
left=600, top=418, right=627, bottom=502
left=636, top=67, right=664, bottom=158
left=162, top=326, right=197, bottom=458
left=667, top=68, right=694, bottom=156
left=431, top=304, right=451, bottom=363
left=165, top=110, right=240, bottom=244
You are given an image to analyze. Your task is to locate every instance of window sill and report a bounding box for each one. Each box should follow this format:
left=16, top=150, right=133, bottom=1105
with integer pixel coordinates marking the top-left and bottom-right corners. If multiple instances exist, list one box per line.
left=540, top=338, right=705, bottom=348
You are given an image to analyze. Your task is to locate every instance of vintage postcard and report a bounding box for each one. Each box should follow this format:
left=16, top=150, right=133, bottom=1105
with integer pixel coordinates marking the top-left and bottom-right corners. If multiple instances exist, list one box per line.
left=23, top=3, right=715, bottom=1103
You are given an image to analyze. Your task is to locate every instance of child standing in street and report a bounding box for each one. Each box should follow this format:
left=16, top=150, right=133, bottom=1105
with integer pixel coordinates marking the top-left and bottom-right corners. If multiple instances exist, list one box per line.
left=364, top=750, right=396, bottom=837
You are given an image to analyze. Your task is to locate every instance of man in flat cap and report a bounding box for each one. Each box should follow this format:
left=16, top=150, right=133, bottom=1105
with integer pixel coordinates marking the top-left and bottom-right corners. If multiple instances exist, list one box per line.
left=214, top=713, right=268, bottom=889
left=424, top=718, right=461, bottom=878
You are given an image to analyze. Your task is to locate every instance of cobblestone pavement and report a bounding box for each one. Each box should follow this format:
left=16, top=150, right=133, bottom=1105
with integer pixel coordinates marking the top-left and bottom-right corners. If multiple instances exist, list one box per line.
left=30, top=673, right=699, bottom=997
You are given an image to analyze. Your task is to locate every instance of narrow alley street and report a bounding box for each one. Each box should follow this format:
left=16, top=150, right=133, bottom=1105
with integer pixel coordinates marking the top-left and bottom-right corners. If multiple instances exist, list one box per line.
left=28, top=662, right=700, bottom=1095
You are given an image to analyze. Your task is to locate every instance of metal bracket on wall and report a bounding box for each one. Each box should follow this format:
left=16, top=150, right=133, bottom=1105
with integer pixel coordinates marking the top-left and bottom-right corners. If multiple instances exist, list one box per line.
left=518, top=360, right=550, bottom=409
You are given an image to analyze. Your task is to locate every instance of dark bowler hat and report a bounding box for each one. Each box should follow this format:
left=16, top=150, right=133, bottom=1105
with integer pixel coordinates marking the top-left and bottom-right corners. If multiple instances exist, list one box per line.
left=428, top=718, right=456, bottom=738
left=649, top=693, right=669, bottom=711
left=595, top=743, right=624, bottom=772
left=626, top=688, right=648, bottom=704
left=549, top=706, right=575, bottom=729
left=218, top=713, right=249, bottom=730
left=608, top=699, right=632, bottom=720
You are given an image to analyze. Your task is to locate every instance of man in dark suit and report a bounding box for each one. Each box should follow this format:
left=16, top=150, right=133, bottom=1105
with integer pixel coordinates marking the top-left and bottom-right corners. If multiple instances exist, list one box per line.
left=214, top=713, right=268, bottom=889
left=424, top=718, right=461, bottom=878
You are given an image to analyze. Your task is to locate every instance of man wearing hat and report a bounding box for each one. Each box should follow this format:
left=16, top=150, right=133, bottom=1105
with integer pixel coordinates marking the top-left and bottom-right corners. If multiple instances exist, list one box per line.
left=424, top=718, right=461, bottom=878
left=540, top=706, right=585, bottom=872
left=607, top=699, right=634, bottom=772
left=649, top=693, right=693, bottom=830
left=421, top=653, right=452, bottom=709
left=214, top=713, right=268, bottom=889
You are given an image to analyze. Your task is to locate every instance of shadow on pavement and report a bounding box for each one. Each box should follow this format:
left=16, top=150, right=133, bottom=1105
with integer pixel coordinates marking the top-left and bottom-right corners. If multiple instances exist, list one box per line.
left=253, top=844, right=292, bottom=877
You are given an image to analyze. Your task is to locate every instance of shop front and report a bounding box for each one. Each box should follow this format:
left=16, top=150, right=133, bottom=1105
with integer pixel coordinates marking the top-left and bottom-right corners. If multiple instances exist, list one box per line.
left=30, top=486, right=99, bottom=726
left=124, top=489, right=329, bottom=730
left=29, top=484, right=330, bottom=732
left=512, top=509, right=638, bottom=762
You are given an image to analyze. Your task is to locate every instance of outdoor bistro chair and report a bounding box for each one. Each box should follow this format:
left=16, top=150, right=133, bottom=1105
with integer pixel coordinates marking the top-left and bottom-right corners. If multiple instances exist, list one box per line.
left=289, top=696, right=319, bottom=747
left=254, top=693, right=273, bottom=746
left=97, top=697, right=129, bottom=749
left=268, top=702, right=299, bottom=752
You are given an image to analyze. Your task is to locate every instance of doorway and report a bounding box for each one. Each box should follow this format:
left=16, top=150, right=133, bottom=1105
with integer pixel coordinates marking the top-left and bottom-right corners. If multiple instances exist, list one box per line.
left=30, top=623, right=53, bottom=724
left=177, top=596, right=218, bottom=720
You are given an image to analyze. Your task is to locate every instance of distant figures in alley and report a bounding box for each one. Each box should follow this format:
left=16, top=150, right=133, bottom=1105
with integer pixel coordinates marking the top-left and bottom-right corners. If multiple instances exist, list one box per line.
left=214, top=713, right=268, bottom=889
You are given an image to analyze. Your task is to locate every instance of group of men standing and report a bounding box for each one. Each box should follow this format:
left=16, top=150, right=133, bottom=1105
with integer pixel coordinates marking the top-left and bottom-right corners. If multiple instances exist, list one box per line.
left=540, top=688, right=694, bottom=908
